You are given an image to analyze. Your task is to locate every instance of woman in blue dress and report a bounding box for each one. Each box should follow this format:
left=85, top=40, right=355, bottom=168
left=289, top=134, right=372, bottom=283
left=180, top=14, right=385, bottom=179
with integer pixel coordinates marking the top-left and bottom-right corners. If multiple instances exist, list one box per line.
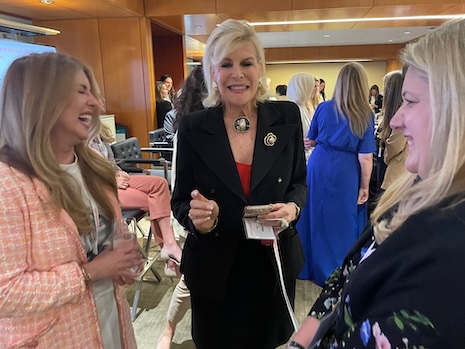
left=297, top=62, right=375, bottom=285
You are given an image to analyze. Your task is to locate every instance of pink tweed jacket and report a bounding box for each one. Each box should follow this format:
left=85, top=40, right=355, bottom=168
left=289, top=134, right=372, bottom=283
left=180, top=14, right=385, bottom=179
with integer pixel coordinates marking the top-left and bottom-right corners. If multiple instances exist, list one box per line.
left=0, top=162, right=137, bottom=349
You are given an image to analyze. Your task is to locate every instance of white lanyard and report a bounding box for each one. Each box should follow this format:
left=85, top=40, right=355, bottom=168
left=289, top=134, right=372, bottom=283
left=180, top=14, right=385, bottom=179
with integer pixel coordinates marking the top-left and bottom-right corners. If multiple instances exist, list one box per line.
left=88, top=198, right=100, bottom=256
left=272, top=240, right=299, bottom=332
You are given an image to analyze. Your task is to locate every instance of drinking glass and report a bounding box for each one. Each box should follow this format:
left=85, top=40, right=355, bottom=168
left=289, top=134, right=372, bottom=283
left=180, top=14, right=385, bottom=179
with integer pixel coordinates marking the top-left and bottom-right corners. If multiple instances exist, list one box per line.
left=112, top=218, right=139, bottom=274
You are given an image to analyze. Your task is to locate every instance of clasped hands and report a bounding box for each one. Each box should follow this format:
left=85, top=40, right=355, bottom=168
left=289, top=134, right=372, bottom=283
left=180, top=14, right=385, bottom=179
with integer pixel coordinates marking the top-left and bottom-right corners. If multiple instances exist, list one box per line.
left=188, top=189, right=298, bottom=235
left=116, top=170, right=130, bottom=190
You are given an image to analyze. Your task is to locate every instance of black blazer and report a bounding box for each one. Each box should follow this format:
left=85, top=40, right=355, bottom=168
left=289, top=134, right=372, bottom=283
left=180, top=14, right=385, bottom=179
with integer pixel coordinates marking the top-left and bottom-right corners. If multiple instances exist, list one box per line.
left=172, top=101, right=307, bottom=302
left=311, top=195, right=465, bottom=347
left=156, top=100, right=172, bottom=128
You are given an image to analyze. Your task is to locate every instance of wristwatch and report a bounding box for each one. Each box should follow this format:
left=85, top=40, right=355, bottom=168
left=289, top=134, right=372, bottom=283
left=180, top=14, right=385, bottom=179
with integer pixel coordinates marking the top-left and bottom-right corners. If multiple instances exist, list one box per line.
left=287, top=341, right=306, bottom=349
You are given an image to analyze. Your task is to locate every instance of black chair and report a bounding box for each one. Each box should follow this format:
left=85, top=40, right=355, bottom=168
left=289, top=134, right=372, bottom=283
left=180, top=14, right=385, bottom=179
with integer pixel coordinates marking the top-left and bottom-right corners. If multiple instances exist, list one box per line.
left=149, top=128, right=173, bottom=161
left=111, top=136, right=170, bottom=181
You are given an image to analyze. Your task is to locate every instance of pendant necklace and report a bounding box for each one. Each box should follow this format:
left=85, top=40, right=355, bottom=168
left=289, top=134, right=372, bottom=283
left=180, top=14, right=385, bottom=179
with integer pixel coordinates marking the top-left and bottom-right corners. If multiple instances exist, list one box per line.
left=233, top=116, right=250, bottom=133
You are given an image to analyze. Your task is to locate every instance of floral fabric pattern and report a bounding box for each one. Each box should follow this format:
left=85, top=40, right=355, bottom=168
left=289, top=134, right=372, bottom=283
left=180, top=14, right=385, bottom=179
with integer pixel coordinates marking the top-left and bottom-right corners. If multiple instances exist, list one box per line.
left=309, top=224, right=447, bottom=348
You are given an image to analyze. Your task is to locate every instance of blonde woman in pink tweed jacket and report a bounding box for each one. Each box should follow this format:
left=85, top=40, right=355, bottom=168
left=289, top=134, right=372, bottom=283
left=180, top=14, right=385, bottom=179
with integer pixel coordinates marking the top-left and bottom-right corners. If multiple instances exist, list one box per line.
left=0, top=53, right=141, bottom=348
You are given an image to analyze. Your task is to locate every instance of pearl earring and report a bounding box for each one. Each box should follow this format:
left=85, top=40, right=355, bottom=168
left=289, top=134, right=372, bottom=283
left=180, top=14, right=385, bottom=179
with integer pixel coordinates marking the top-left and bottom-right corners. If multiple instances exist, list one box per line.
left=212, top=81, right=218, bottom=90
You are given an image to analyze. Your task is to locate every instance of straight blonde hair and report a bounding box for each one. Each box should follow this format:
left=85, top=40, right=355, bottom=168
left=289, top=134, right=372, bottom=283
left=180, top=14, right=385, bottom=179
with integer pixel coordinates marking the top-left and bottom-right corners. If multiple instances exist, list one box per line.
left=0, top=52, right=117, bottom=235
left=202, top=19, right=268, bottom=107
left=287, top=73, right=314, bottom=111
left=333, top=62, right=372, bottom=138
left=372, top=18, right=465, bottom=243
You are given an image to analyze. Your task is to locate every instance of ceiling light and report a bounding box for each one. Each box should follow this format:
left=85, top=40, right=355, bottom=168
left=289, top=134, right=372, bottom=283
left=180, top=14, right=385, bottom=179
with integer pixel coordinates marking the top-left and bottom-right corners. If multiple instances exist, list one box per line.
left=248, top=14, right=465, bottom=26
left=323, top=34, right=330, bottom=38
left=0, top=18, right=60, bottom=35
left=404, top=31, right=411, bottom=34
left=267, top=59, right=373, bottom=65
left=195, top=25, right=202, bottom=29
left=39, top=0, right=55, bottom=4
left=388, top=39, right=393, bottom=42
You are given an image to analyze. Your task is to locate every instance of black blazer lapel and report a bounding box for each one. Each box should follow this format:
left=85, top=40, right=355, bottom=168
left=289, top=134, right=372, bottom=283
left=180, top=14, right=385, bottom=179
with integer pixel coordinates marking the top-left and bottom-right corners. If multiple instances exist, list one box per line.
left=187, top=107, right=247, bottom=203
left=250, top=103, right=300, bottom=193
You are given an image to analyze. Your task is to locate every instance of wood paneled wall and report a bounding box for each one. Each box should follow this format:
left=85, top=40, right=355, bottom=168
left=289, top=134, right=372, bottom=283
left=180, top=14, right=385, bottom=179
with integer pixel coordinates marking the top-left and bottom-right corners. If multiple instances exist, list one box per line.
left=265, top=44, right=404, bottom=62
left=34, top=17, right=155, bottom=146
left=386, top=59, right=404, bottom=73
left=34, top=19, right=105, bottom=96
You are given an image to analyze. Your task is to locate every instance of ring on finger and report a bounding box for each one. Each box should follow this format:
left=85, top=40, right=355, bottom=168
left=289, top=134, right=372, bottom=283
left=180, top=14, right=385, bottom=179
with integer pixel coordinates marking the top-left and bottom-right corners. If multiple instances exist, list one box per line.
left=280, top=218, right=289, bottom=229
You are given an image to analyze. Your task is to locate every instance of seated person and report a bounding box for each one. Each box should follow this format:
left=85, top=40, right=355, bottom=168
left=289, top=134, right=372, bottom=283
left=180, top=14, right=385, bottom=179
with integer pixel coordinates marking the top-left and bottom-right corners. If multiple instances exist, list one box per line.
left=89, top=121, right=181, bottom=268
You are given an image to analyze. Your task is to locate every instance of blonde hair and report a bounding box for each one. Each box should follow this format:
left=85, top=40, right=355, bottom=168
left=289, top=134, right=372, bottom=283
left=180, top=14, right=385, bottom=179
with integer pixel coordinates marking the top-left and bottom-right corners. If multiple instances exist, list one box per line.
left=202, top=19, right=268, bottom=107
left=155, top=81, right=167, bottom=102
left=372, top=18, right=465, bottom=243
left=287, top=73, right=314, bottom=111
left=0, top=52, right=117, bottom=235
left=379, top=70, right=404, bottom=147
left=333, top=62, right=372, bottom=138
left=99, top=123, right=116, bottom=144
left=311, top=77, right=321, bottom=111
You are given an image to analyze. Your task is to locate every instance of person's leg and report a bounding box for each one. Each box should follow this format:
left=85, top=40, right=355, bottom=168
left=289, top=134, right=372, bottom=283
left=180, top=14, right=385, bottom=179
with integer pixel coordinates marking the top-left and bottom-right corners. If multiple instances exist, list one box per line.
left=156, top=276, right=191, bottom=349
left=119, top=176, right=181, bottom=262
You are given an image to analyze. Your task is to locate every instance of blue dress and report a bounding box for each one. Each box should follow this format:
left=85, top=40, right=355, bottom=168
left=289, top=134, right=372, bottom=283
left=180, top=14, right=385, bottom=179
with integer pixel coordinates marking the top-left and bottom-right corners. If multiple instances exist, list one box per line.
left=296, top=100, right=375, bottom=285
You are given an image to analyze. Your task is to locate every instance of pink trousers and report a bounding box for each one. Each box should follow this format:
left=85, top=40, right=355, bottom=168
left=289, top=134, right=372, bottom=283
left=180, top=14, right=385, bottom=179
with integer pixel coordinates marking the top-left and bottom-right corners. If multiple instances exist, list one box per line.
left=118, top=175, right=171, bottom=244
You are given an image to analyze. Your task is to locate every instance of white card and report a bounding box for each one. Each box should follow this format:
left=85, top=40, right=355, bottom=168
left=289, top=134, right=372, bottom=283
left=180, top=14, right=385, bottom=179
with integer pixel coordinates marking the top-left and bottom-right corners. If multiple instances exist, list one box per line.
left=243, top=217, right=276, bottom=240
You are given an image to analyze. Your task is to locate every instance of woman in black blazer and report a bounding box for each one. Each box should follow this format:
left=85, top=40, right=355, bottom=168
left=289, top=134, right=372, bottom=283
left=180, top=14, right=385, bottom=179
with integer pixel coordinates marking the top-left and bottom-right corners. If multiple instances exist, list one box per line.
left=156, top=80, right=172, bottom=128
left=369, top=84, right=383, bottom=113
left=171, top=19, right=307, bottom=349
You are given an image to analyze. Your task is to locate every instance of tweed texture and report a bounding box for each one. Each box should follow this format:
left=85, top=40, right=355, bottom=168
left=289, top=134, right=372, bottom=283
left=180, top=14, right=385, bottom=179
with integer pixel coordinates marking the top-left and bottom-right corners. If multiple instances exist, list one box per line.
left=0, top=162, right=136, bottom=349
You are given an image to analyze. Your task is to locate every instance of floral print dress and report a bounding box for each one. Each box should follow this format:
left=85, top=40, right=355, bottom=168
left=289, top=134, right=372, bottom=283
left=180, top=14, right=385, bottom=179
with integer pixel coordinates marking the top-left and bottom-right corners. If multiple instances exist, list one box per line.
left=307, top=198, right=465, bottom=349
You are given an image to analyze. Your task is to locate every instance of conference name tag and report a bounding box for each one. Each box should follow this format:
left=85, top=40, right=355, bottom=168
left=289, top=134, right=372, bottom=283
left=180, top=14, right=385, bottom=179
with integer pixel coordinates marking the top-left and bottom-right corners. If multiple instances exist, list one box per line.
left=243, top=217, right=276, bottom=240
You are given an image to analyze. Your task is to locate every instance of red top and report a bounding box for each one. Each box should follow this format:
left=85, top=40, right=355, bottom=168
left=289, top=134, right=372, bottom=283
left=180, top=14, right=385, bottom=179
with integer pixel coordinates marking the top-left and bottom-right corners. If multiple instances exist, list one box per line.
left=236, top=162, right=252, bottom=199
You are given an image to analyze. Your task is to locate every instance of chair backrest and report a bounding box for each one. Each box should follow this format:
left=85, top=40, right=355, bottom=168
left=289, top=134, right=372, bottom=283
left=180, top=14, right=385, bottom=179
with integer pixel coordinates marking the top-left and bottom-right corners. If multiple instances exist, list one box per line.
left=149, top=128, right=166, bottom=143
left=148, top=128, right=173, bottom=161
left=111, top=137, right=142, bottom=161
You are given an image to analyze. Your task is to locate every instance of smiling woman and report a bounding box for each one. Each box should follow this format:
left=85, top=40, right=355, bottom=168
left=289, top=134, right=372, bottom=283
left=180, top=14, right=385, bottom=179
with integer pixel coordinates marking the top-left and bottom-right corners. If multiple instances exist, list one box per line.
left=0, top=52, right=139, bottom=349
left=290, top=18, right=465, bottom=349
left=171, top=19, right=307, bottom=348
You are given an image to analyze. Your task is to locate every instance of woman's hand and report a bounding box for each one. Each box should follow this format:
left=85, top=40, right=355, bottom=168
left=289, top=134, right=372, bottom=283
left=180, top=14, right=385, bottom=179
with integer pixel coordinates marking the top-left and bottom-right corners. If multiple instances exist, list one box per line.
left=83, top=242, right=142, bottom=285
left=116, top=171, right=130, bottom=189
left=304, top=137, right=316, bottom=150
left=357, top=188, right=369, bottom=204
left=289, top=316, right=321, bottom=348
left=188, top=189, right=219, bottom=234
left=257, top=203, right=298, bottom=235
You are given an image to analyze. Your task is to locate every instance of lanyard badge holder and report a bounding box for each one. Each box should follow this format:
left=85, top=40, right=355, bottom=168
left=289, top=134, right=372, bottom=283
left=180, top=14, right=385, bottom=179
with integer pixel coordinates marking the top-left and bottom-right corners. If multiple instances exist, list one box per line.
left=242, top=205, right=299, bottom=332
